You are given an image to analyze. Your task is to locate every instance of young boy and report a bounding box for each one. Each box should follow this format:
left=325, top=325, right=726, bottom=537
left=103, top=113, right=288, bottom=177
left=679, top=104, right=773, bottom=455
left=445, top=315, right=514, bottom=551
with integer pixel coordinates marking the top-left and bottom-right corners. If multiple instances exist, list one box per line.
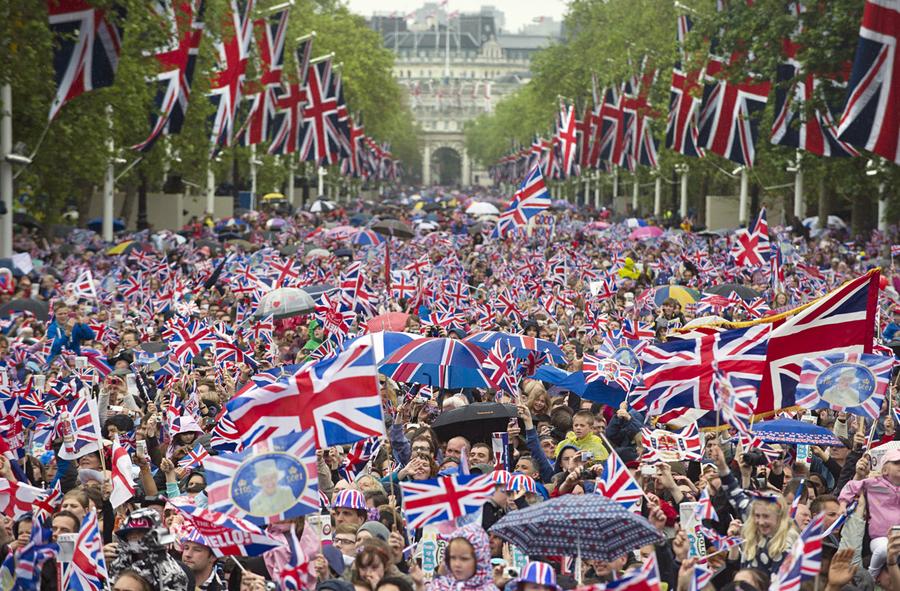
left=554, top=410, right=608, bottom=460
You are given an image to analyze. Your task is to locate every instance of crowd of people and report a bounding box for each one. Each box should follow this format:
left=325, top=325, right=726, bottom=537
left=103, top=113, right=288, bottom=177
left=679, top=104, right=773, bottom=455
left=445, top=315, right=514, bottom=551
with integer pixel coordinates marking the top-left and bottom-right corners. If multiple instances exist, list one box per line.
left=0, top=188, right=898, bottom=591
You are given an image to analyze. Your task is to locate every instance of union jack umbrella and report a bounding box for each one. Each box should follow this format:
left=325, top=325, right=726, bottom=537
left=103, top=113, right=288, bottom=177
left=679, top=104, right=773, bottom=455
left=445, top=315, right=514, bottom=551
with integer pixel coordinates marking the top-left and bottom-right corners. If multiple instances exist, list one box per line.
left=47, top=0, right=125, bottom=121
left=465, top=331, right=567, bottom=364
left=380, top=337, right=496, bottom=389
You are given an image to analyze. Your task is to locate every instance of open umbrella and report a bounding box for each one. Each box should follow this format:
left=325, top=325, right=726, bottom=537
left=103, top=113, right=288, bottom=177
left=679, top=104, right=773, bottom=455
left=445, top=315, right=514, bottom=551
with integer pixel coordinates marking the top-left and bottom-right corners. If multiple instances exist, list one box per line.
left=380, top=337, right=495, bottom=389
left=13, top=213, right=42, bottom=232
left=751, top=418, right=844, bottom=446
left=106, top=240, right=151, bottom=256
left=706, top=283, right=761, bottom=301
left=87, top=217, right=125, bottom=233
left=341, top=331, right=420, bottom=363
left=465, top=202, right=500, bottom=216
left=465, top=331, right=567, bottom=364
left=371, top=219, right=415, bottom=240
left=254, top=287, right=316, bottom=319
left=628, top=226, right=664, bottom=240
left=0, top=298, right=50, bottom=321
left=301, top=284, right=337, bottom=300
left=308, top=199, right=336, bottom=213
left=430, top=402, right=518, bottom=444
left=323, top=225, right=356, bottom=240
left=352, top=229, right=385, bottom=246
left=490, top=494, right=662, bottom=562
left=531, top=365, right=627, bottom=407
left=644, top=285, right=701, bottom=307
left=366, top=312, right=410, bottom=332
left=261, top=192, right=286, bottom=202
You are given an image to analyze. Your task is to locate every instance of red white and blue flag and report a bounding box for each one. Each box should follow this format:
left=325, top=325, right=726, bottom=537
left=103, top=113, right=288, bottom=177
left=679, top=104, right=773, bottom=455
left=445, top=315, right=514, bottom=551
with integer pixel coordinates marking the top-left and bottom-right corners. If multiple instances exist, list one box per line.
left=299, top=58, right=341, bottom=164
left=226, top=339, right=383, bottom=448
left=483, top=339, right=518, bottom=395
left=63, top=511, right=107, bottom=591
left=172, top=503, right=284, bottom=556
left=58, top=395, right=103, bottom=460
left=583, top=356, right=636, bottom=392
left=595, top=449, right=644, bottom=512
left=208, top=0, right=254, bottom=154
left=399, top=473, right=494, bottom=529
left=666, top=15, right=705, bottom=158
left=204, top=429, right=319, bottom=526
left=837, top=0, right=900, bottom=164
left=599, top=550, right=661, bottom=590
left=239, top=8, right=290, bottom=146
left=493, top=165, right=552, bottom=238
left=47, top=0, right=125, bottom=121
left=794, top=351, right=892, bottom=420
left=731, top=207, right=771, bottom=267
left=339, top=436, right=382, bottom=483
left=770, top=513, right=826, bottom=591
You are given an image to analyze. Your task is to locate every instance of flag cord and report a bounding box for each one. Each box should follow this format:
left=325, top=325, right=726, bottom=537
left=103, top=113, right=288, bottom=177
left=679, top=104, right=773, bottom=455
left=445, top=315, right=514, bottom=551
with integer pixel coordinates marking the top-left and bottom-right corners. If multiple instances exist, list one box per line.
left=12, top=119, right=51, bottom=180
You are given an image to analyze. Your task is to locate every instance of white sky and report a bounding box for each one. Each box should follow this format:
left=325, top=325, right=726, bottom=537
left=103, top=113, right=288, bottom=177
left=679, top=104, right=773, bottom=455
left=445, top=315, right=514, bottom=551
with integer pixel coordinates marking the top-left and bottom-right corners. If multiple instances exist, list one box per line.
left=344, top=0, right=569, bottom=33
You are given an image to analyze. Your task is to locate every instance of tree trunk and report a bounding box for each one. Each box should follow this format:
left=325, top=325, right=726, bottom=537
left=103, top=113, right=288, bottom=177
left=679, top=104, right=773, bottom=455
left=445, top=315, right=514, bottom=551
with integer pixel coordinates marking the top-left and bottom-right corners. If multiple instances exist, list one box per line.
left=137, top=171, right=148, bottom=231
left=817, top=172, right=833, bottom=222
left=850, top=189, right=874, bottom=238
left=232, top=151, right=240, bottom=210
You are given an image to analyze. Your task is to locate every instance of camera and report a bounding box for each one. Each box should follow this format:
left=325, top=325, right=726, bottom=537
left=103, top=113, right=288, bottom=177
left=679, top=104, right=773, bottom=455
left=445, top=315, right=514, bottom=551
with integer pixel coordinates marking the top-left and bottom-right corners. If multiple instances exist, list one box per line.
left=742, top=450, right=769, bottom=467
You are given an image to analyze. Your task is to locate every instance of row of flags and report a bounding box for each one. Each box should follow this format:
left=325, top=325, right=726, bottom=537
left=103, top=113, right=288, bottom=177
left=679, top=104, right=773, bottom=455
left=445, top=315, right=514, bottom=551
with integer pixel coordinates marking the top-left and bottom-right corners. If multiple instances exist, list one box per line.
left=490, top=0, right=899, bottom=184
left=46, top=0, right=401, bottom=180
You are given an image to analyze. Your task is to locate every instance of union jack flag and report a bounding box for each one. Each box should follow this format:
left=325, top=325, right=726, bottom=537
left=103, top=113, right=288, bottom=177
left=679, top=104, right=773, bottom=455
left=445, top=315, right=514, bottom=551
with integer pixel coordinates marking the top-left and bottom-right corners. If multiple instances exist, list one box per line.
left=299, top=58, right=341, bottom=164
left=770, top=513, right=826, bottom=591
left=483, top=339, right=518, bottom=395
left=226, top=339, right=383, bottom=448
left=238, top=8, right=289, bottom=146
left=215, top=338, right=258, bottom=370
left=556, top=101, right=578, bottom=178
left=58, top=395, right=103, bottom=460
left=63, top=512, right=107, bottom=591
left=204, top=429, right=319, bottom=526
left=640, top=423, right=704, bottom=462
left=756, top=270, right=879, bottom=415
left=179, top=441, right=210, bottom=470
left=621, top=59, right=660, bottom=171
left=731, top=207, right=771, bottom=267
left=167, top=318, right=215, bottom=363
left=208, top=0, right=254, bottom=155
left=47, top=0, right=125, bottom=121
left=595, top=449, right=643, bottom=512
left=633, top=324, right=769, bottom=415
left=399, top=474, right=494, bottom=529
left=0, top=514, right=57, bottom=589
left=694, top=488, right=719, bottom=523
left=837, top=0, right=900, bottom=164
left=338, top=436, right=382, bottom=482
left=493, top=165, right=552, bottom=238
left=583, top=356, right=635, bottom=392
left=667, top=15, right=705, bottom=158
left=715, top=370, right=755, bottom=435
left=598, top=549, right=661, bottom=590
left=595, top=86, right=626, bottom=167
left=689, top=562, right=713, bottom=591
left=268, top=33, right=313, bottom=154
left=794, top=351, right=892, bottom=420
left=279, top=524, right=316, bottom=591
left=173, top=503, right=284, bottom=556
left=132, top=0, right=205, bottom=151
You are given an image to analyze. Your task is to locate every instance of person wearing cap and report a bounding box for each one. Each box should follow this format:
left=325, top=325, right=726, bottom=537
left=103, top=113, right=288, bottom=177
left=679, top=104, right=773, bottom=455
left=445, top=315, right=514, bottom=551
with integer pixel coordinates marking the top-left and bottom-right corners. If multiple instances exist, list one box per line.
left=839, top=447, right=900, bottom=578
left=181, top=530, right=224, bottom=591
left=510, top=561, right=562, bottom=591
left=331, top=489, right=368, bottom=528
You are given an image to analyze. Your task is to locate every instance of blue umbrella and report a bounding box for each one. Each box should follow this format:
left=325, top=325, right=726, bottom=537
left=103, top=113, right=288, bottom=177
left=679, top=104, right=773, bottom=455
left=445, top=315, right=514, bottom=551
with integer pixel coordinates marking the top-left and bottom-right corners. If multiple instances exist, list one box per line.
left=352, top=229, right=385, bottom=246
left=532, top=365, right=627, bottom=407
left=86, top=218, right=125, bottom=232
left=380, top=337, right=495, bottom=389
left=490, top=494, right=662, bottom=561
left=465, top=331, right=567, bottom=364
left=751, top=418, right=843, bottom=446
left=341, top=331, right=420, bottom=363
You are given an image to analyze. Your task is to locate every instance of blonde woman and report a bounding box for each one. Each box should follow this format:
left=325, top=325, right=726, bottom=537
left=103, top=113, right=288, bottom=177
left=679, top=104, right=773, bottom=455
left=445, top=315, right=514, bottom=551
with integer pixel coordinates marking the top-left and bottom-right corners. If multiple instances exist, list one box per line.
left=523, top=381, right=551, bottom=417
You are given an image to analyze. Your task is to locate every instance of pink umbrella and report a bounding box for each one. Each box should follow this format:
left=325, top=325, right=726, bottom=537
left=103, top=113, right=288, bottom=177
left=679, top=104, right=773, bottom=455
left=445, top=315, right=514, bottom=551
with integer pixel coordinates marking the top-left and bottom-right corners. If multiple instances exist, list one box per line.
left=628, top=226, right=664, bottom=240
left=366, top=312, right=410, bottom=333
left=323, top=225, right=356, bottom=240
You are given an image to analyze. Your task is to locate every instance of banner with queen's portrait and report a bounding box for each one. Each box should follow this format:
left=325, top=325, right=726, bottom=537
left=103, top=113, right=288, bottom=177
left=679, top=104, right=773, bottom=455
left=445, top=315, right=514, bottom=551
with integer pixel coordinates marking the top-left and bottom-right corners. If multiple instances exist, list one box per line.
left=795, top=352, right=894, bottom=420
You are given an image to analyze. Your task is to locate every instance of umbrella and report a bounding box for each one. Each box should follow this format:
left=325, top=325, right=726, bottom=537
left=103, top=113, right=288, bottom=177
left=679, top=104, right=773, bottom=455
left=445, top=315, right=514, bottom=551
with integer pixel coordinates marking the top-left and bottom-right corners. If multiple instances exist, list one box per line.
left=490, top=494, right=662, bottom=562
left=87, top=217, right=125, bottom=232
left=371, top=219, right=415, bottom=240
left=803, top=215, right=846, bottom=230
left=341, top=331, right=420, bottom=363
left=13, top=213, right=42, bottom=231
left=323, top=225, right=356, bottom=240
left=628, top=226, right=663, bottom=240
left=279, top=244, right=301, bottom=256
left=0, top=298, right=50, bottom=321
left=465, top=202, right=500, bottom=216
left=352, top=229, right=385, bottom=246
left=751, top=418, right=844, bottom=446
left=644, top=285, right=701, bottom=307
left=465, top=331, right=567, bottom=364
left=300, top=284, right=337, bottom=300
left=430, top=402, right=518, bottom=444
left=531, top=365, right=627, bottom=407
left=304, top=248, right=331, bottom=260
left=380, top=337, right=495, bottom=389
left=254, top=287, right=316, bottom=319
left=308, top=199, right=336, bottom=213
left=266, top=218, right=287, bottom=231
left=225, top=238, right=255, bottom=251
left=366, top=312, right=410, bottom=332
left=215, top=218, right=249, bottom=233
left=705, top=283, right=761, bottom=301
left=106, top=240, right=150, bottom=256
left=261, top=192, right=286, bottom=202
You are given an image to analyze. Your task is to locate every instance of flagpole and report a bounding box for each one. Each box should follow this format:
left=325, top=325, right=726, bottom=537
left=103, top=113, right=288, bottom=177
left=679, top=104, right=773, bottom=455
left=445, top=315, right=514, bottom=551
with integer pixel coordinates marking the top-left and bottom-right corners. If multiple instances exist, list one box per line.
left=0, top=83, right=13, bottom=259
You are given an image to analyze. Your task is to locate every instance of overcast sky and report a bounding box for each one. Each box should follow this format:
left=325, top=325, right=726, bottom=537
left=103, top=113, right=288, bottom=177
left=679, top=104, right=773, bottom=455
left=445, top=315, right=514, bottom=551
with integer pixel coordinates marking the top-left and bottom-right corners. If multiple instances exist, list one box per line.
left=344, top=0, right=569, bottom=33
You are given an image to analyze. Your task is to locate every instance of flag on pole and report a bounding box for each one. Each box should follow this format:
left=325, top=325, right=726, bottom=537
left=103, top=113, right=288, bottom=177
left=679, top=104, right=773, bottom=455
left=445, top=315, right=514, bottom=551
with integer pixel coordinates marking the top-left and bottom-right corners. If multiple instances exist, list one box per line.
left=399, top=474, right=494, bottom=529
left=794, top=352, right=892, bottom=420
left=110, top=435, right=135, bottom=509
left=63, top=511, right=108, bottom=591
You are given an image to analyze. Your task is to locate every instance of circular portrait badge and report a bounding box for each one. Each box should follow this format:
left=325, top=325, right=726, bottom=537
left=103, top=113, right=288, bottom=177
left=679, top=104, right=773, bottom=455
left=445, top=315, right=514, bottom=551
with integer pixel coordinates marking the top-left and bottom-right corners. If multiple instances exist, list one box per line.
left=815, top=362, right=875, bottom=410
left=230, top=452, right=309, bottom=518
left=612, top=346, right=640, bottom=372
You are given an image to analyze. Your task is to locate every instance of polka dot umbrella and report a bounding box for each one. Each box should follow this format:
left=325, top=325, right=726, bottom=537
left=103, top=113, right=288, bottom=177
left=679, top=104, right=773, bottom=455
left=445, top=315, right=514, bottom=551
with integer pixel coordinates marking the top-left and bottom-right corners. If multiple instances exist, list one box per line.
left=489, top=494, right=662, bottom=562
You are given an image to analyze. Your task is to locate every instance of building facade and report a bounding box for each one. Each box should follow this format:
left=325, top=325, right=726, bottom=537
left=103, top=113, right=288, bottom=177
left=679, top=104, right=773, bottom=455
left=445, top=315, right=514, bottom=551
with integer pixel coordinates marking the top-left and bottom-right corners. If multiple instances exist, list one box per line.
left=369, top=6, right=560, bottom=186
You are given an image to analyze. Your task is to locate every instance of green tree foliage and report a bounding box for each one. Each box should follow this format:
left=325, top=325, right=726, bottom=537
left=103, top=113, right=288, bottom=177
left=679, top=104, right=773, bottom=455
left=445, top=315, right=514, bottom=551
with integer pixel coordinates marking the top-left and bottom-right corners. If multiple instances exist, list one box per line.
left=0, top=0, right=419, bottom=222
left=465, top=0, right=899, bottom=233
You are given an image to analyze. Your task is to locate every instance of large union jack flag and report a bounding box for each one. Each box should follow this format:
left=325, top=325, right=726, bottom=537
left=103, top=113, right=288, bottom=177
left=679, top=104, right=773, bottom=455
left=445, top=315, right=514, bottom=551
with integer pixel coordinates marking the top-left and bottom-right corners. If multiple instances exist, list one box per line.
left=226, top=339, right=384, bottom=448
left=298, top=58, right=341, bottom=164
left=238, top=8, right=289, bottom=146
left=493, top=165, right=552, bottom=237
left=47, top=0, right=125, bottom=121
left=268, top=33, right=313, bottom=155
left=633, top=324, right=770, bottom=415
left=132, top=0, right=205, bottom=152
left=731, top=206, right=771, bottom=267
left=756, top=269, right=879, bottom=416
left=666, top=15, right=705, bottom=158
left=555, top=102, right=578, bottom=178
left=399, top=474, right=494, bottom=529
left=208, top=0, right=254, bottom=155
left=621, top=60, right=660, bottom=171
left=166, top=318, right=215, bottom=363
left=837, top=0, right=900, bottom=164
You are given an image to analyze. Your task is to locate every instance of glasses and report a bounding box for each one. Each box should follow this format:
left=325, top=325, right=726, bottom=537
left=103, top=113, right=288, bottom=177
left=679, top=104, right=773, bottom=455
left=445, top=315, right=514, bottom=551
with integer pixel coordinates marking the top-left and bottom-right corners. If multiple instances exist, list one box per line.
left=412, top=446, right=431, bottom=454
left=334, top=537, right=356, bottom=545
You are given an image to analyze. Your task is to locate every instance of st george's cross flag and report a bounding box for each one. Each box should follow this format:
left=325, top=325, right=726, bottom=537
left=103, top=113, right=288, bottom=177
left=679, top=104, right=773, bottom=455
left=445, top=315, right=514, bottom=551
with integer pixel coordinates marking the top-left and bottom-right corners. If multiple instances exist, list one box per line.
left=204, top=429, right=318, bottom=526
left=400, top=474, right=494, bottom=529
left=172, top=503, right=284, bottom=556
left=0, top=478, right=47, bottom=519
left=110, top=435, right=135, bottom=509
left=226, top=339, right=384, bottom=448
left=794, top=352, right=892, bottom=420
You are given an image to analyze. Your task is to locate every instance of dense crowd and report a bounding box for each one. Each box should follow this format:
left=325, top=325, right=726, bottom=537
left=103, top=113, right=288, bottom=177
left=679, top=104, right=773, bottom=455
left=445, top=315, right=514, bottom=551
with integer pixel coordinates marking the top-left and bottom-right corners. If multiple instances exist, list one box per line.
left=0, top=189, right=898, bottom=591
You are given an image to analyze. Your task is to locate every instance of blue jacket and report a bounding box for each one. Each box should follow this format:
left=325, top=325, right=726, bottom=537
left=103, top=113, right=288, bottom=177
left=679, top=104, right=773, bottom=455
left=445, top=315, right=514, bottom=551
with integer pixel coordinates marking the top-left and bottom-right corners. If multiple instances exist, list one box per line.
left=606, top=410, right=644, bottom=448
left=46, top=319, right=95, bottom=358
left=883, top=322, right=900, bottom=342
left=523, top=427, right=555, bottom=483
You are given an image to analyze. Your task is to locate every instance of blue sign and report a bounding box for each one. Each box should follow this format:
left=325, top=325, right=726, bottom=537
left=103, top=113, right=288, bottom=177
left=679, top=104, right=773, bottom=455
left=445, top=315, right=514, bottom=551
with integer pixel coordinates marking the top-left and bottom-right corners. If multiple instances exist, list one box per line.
left=613, top=346, right=640, bottom=371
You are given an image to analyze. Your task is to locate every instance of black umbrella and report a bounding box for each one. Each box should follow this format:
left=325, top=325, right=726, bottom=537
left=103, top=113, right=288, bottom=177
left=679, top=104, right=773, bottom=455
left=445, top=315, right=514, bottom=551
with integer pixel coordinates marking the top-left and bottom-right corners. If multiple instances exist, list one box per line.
left=0, top=298, right=50, bottom=321
left=301, top=284, right=337, bottom=299
left=706, top=283, right=762, bottom=301
left=430, top=402, right=518, bottom=444
left=279, top=244, right=301, bottom=256
left=371, top=219, right=415, bottom=240
left=13, top=213, right=43, bottom=232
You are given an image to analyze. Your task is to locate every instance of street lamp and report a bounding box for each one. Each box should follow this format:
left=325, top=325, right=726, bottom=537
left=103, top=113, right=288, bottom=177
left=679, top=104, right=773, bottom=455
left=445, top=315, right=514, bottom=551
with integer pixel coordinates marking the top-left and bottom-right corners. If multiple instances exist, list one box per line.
left=866, top=158, right=888, bottom=232
left=674, top=163, right=689, bottom=219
